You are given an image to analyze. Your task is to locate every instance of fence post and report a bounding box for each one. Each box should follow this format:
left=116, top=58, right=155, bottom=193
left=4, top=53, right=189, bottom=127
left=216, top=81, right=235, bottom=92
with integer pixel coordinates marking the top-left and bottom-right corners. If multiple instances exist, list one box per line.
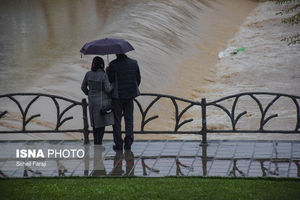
left=201, top=98, right=207, bottom=146
left=201, top=144, right=208, bottom=176
left=82, top=98, right=89, bottom=144
left=84, top=144, right=90, bottom=176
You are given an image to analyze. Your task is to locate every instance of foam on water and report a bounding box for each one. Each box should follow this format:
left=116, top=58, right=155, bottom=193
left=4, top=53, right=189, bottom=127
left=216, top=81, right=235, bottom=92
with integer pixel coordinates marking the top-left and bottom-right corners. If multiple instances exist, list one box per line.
left=196, top=1, right=300, bottom=132
left=213, top=2, right=300, bottom=98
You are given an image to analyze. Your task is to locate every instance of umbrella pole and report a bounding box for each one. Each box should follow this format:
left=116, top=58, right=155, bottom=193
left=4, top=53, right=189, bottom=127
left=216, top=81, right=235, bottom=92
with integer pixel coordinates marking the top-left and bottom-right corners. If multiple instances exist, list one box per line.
left=107, top=55, right=109, bottom=66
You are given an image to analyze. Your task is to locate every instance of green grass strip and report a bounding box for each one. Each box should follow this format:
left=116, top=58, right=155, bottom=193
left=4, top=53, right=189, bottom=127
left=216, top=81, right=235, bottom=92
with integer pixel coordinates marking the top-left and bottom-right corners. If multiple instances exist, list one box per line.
left=0, top=177, right=300, bottom=200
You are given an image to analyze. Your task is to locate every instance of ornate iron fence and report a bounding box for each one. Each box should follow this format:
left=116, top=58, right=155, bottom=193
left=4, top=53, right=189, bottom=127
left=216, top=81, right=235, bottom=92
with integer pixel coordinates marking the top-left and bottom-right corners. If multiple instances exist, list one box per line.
left=0, top=92, right=299, bottom=145
left=0, top=93, right=89, bottom=144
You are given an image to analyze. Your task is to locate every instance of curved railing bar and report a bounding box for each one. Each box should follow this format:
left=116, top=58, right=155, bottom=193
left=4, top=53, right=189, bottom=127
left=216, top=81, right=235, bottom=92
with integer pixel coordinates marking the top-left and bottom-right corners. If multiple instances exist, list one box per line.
left=23, top=96, right=41, bottom=130
left=263, top=114, right=279, bottom=127
left=208, top=92, right=300, bottom=105
left=0, top=93, right=81, bottom=105
left=140, top=93, right=202, bottom=105
left=24, top=114, right=41, bottom=128
left=249, top=94, right=269, bottom=132
left=249, top=94, right=264, bottom=114
left=209, top=103, right=232, bottom=122
left=171, top=98, right=179, bottom=131
left=1, top=92, right=299, bottom=108
left=231, top=96, right=239, bottom=121
left=143, top=116, right=159, bottom=128
left=59, top=103, right=76, bottom=121
left=7, top=96, right=24, bottom=116
left=144, top=96, right=161, bottom=115
left=177, top=119, right=194, bottom=131
left=264, top=95, right=280, bottom=115
left=234, top=111, right=248, bottom=130
left=230, top=96, right=247, bottom=130
left=51, top=97, right=61, bottom=131
left=24, top=96, right=40, bottom=117
left=48, top=98, right=78, bottom=130
left=206, top=130, right=299, bottom=133
left=133, top=99, right=144, bottom=115
left=7, top=96, right=26, bottom=131
left=58, top=103, right=77, bottom=127
left=177, top=104, right=195, bottom=131
left=249, top=94, right=266, bottom=131
left=138, top=93, right=203, bottom=131
left=207, top=102, right=247, bottom=131
left=262, top=95, right=280, bottom=127
left=291, top=97, right=300, bottom=131
left=0, top=94, right=83, bottom=131
left=57, top=116, right=74, bottom=129
left=137, top=96, right=161, bottom=131
left=169, top=98, right=197, bottom=131
left=178, top=104, right=194, bottom=120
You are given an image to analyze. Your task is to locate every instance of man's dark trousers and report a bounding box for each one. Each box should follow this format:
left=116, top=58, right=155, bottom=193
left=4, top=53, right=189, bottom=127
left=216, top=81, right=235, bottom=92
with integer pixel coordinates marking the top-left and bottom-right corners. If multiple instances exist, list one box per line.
left=112, top=98, right=134, bottom=149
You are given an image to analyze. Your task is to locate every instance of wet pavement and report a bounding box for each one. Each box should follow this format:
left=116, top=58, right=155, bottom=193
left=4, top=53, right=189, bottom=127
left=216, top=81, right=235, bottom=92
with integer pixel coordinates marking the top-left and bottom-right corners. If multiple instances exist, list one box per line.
left=0, top=140, right=299, bottom=178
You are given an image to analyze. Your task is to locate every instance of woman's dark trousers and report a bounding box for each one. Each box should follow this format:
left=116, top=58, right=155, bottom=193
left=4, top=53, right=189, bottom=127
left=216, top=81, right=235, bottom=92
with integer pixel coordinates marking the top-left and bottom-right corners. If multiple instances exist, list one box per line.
left=93, top=127, right=105, bottom=145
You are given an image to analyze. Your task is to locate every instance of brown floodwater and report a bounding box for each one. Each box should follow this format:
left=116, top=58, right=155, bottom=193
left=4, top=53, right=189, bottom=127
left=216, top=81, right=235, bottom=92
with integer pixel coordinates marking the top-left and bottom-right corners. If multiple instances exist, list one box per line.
left=0, top=0, right=259, bottom=137
left=0, top=0, right=257, bottom=96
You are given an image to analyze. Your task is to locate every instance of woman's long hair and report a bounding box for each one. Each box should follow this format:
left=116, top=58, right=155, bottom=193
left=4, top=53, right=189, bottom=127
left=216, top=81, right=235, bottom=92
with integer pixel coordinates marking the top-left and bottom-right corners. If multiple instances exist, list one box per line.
left=91, top=56, right=104, bottom=71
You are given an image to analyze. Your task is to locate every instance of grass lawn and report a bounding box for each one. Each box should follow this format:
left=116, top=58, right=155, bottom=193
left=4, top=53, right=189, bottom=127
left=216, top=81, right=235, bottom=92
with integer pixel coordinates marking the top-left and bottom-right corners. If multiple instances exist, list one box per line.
left=0, top=177, right=299, bottom=200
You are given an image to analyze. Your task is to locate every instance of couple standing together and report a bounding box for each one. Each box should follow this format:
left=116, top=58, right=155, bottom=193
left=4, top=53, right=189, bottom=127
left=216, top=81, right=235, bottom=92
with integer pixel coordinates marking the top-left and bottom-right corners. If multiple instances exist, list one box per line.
left=81, top=53, right=141, bottom=151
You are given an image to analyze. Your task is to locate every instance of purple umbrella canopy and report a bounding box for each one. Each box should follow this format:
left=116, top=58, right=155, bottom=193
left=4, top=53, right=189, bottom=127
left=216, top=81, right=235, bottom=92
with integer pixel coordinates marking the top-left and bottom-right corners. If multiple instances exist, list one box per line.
left=80, top=38, right=134, bottom=55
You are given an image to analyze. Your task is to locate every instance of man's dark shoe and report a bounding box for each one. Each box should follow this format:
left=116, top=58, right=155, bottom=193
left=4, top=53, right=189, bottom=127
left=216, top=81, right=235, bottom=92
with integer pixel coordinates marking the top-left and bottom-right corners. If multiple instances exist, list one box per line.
left=113, top=145, right=123, bottom=151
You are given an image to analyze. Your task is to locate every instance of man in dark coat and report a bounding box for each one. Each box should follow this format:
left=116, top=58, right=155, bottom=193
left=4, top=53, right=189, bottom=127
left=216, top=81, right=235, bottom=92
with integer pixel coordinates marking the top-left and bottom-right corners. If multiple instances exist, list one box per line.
left=107, top=53, right=141, bottom=150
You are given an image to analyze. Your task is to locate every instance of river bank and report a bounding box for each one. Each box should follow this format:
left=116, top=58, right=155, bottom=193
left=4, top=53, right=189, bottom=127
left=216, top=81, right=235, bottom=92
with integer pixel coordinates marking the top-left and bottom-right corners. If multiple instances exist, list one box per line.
left=189, top=1, right=300, bottom=141
left=205, top=1, right=300, bottom=100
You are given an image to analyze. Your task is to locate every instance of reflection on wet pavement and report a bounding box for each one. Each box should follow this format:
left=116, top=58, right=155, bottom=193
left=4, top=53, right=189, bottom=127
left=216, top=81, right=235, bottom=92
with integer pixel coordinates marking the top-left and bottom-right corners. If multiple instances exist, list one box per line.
left=0, top=140, right=299, bottom=178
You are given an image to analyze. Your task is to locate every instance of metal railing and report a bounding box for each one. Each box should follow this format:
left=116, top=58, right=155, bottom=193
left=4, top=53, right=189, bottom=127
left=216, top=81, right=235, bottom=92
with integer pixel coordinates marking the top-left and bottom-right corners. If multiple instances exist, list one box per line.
left=0, top=93, right=89, bottom=143
left=0, top=92, right=299, bottom=145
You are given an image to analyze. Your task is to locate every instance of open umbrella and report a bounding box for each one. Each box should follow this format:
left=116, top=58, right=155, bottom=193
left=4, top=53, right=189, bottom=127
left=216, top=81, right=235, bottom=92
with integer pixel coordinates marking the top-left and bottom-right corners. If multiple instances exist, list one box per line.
left=80, top=38, right=134, bottom=63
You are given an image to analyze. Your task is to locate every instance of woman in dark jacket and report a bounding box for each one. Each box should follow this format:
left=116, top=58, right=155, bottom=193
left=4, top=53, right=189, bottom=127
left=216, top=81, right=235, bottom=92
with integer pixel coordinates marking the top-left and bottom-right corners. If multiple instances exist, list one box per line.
left=81, top=56, right=114, bottom=145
